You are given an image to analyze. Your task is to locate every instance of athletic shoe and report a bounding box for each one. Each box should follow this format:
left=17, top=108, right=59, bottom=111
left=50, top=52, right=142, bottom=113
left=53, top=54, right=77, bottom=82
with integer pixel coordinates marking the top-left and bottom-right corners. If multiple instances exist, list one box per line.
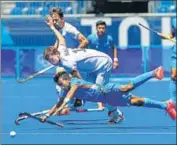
left=166, top=100, right=176, bottom=120
left=108, top=113, right=125, bottom=124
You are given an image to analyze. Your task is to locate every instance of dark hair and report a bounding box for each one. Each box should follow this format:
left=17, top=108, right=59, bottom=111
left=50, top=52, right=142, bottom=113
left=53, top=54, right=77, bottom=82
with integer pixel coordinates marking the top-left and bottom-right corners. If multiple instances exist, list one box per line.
left=96, top=20, right=107, bottom=27
left=50, top=7, right=64, bottom=18
left=43, top=46, right=59, bottom=60
left=54, top=72, right=69, bottom=83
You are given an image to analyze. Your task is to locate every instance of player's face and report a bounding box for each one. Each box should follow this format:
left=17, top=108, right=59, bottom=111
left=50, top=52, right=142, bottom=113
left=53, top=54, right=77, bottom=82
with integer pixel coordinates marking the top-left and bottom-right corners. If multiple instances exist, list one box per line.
left=51, top=13, right=64, bottom=29
left=96, top=25, right=106, bottom=36
left=58, top=78, right=70, bottom=90
left=48, top=54, right=60, bottom=65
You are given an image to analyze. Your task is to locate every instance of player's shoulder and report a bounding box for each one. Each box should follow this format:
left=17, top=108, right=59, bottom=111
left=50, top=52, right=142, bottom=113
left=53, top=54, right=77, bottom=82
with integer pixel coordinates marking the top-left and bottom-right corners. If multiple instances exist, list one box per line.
left=64, top=22, right=77, bottom=30
left=172, top=18, right=176, bottom=22
left=172, top=18, right=176, bottom=24
left=71, top=77, right=83, bottom=86
left=87, top=33, right=97, bottom=39
left=56, top=85, right=63, bottom=92
left=171, top=18, right=176, bottom=29
left=106, top=34, right=113, bottom=40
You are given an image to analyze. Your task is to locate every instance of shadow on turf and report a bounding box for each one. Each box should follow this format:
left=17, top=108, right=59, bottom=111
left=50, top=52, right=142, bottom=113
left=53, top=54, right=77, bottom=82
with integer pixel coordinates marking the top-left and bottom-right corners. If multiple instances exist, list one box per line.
left=21, top=125, right=176, bottom=131
left=17, top=119, right=176, bottom=131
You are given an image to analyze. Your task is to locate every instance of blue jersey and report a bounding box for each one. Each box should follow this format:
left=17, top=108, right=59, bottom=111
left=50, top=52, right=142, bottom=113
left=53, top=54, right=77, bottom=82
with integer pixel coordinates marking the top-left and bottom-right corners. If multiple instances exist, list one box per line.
left=70, top=78, right=105, bottom=103
left=87, top=33, right=114, bottom=57
left=171, top=18, right=176, bottom=63
left=68, top=77, right=126, bottom=106
left=172, top=18, right=176, bottom=38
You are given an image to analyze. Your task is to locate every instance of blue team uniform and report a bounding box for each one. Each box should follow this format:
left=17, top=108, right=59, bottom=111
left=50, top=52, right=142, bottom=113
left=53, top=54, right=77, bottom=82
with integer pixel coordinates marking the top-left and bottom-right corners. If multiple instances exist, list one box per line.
left=69, top=77, right=131, bottom=107
left=87, top=33, right=115, bottom=57
left=171, top=18, right=176, bottom=68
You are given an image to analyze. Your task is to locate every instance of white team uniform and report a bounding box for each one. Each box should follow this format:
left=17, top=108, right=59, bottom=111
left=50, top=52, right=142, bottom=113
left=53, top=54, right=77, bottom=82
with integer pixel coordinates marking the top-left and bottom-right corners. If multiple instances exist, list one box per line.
left=55, top=22, right=81, bottom=96
left=55, top=22, right=112, bottom=97
left=55, top=22, right=122, bottom=119
left=58, top=22, right=81, bottom=48
left=58, top=45, right=113, bottom=86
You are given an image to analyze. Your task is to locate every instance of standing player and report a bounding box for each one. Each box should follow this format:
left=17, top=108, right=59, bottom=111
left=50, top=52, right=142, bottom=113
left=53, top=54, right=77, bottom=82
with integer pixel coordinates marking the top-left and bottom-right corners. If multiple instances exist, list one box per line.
left=43, top=19, right=124, bottom=121
left=87, top=20, right=118, bottom=69
left=159, top=18, right=176, bottom=105
left=40, top=66, right=176, bottom=123
left=87, top=20, right=118, bottom=109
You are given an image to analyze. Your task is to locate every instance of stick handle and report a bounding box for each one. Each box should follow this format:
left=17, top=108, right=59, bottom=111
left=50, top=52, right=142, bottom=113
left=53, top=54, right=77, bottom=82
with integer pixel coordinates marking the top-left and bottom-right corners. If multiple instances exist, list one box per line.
left=139, top=23, right=176, bottom=43
left=16, top=65, right=55, bottom=83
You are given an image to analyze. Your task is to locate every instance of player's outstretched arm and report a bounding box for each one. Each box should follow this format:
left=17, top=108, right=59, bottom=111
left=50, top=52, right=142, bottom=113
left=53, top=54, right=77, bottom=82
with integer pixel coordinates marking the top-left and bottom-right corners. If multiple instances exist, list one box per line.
left=113, top=45, right=119, bottom=69
left=54, top=85, right=79, bottom=115
left=40, top=104, right=58, bottom=122
left=46, top=15, right=66, bottom=47
left=40, top=96, right=69, bottom=122
left=54, top=40, right=59, bottom=48
left=159, top=29, right=175, bottom=40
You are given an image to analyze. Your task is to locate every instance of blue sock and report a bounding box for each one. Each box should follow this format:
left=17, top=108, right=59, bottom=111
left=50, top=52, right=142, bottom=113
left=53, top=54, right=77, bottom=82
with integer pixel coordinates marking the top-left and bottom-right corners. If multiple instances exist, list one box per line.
left=169, top=80, right=176, bottom=104
left=131, top=71, right=154, bottom=89
left=105, top=104, right=120, bottom=117
left=143, top=98, right=167, bottom=109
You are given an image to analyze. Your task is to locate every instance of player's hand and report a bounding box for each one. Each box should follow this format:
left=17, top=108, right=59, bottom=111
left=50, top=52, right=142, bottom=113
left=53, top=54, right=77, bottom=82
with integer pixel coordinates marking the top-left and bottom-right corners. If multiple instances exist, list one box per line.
left=158, top=33, right=168, bottom=39
left=45, top=15, right=54, bottom=28
left=55, top=108, right=70, bottom=116
left=113, top=61, right=118, bottom=69
left=40, top=115, right=48, bottom=122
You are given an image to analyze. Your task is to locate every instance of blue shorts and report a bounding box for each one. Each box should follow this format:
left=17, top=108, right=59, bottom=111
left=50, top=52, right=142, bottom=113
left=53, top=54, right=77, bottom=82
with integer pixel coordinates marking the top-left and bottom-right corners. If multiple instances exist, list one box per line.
left=171, top=45, right=176, bottom=69
left=104, top=85, right=132, bottom=107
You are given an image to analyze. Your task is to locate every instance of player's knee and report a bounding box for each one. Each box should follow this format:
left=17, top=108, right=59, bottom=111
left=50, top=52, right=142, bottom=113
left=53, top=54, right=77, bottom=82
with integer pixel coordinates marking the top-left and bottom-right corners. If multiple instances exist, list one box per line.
left=130, top=99, right=144, bottom=106
left=120, top=84, right=133, bottom=92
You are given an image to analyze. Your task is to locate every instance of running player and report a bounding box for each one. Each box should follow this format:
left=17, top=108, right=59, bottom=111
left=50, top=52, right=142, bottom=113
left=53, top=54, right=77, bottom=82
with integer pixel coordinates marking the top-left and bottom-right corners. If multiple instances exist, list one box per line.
left=159, top=18, right=176, bottom=105
left=87, top=20, right=118, bottom=69
left=43, top=18, right=124, bottom=120
left=40, top=66, right=176, bottom=123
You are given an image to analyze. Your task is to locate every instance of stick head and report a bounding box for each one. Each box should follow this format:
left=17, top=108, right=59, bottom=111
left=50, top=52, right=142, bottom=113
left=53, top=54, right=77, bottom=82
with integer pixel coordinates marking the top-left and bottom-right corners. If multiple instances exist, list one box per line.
left=19, top=112, right=26, bottom=117
left=15, top=119, right=20, bottom=125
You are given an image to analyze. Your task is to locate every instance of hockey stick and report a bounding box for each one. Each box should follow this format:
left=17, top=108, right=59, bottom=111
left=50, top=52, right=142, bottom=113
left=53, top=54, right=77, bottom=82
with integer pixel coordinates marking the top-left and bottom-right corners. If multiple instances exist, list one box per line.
left=15, top=108, right=104, bottom=125
left=16, top=65, right=55, bottom=83
left=139, top=23, right=176, bottom=43
left=19, top=112, right=64, bottom=128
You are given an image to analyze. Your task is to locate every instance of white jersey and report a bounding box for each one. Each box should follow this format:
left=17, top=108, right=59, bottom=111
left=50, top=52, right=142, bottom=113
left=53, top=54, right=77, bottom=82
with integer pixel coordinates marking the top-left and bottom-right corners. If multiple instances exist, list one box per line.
left=58, top=45, right=113, bottom=74
left=58, top=22, right=81, bottom=48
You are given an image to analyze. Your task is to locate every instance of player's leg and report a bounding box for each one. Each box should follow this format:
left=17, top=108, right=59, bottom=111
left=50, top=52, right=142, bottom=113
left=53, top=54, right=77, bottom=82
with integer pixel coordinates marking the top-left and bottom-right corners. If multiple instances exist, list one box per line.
left=169, top=46, right=176, bottom=105
left=96, top=70, right=124, bottom=119
left=105, top=104, right=125, bottom=124
left=86, top=72, right=105, bottom=110
left=119, top=66, right=164, bottom=92
left=169, top=68, right=176, bottom=104
left=129, top=95, right=176, bottom=119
